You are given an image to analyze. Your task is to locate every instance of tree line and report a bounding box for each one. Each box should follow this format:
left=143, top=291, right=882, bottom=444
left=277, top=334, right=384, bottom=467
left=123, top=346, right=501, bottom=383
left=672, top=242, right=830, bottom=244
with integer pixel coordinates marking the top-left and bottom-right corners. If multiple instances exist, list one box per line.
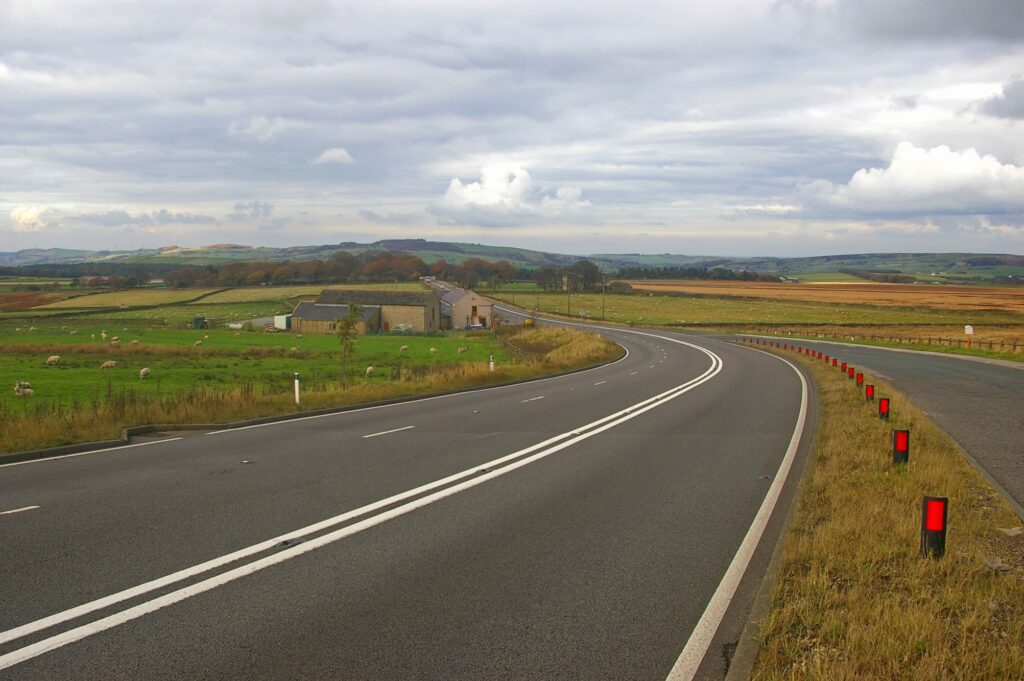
left=614, top=265, right=780, bottom=282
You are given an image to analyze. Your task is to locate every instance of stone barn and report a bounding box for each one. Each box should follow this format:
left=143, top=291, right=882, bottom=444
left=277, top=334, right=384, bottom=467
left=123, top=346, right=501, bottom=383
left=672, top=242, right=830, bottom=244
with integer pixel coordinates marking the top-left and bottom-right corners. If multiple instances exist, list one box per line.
left=296, top=290, right=442, bottom=333
left=291, top=302, right=381, bottom=335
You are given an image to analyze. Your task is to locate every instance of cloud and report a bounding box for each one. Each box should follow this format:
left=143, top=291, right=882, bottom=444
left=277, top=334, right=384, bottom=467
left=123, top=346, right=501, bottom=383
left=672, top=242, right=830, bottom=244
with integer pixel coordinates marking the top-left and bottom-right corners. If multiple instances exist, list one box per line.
left=312, top=147, right=355, bottom=165
left=980, top=77, right=1024, bottom=119
left=227, top=116, right=295, bottom=142
left=798, top=142, right=1024, bottom=217
left=71, top=209, right=216, bottom=227
left=228, top=201, right=274, bottom=222
left=430, top=165, right=591, bottom=227
left=9, top=206, right=59, bottom=232
left=358, top=209, right=420, bottom=225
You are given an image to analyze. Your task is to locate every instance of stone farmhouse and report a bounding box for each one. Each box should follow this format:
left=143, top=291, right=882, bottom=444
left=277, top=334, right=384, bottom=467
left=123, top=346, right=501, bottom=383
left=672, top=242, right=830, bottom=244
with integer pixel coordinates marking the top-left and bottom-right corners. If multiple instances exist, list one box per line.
left=440, top=288, right=493, bottom=329
left=291, top=289, right=441, bottom=334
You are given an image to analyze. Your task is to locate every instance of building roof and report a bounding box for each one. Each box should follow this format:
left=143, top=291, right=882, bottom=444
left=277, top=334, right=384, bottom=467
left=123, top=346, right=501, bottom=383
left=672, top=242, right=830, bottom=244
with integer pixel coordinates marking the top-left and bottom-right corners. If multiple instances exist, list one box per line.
left=292, top=301, right=380, bottom=322
left=316, top=289, right=438, bottom=307
left=440, top=289, right=468, bottom=304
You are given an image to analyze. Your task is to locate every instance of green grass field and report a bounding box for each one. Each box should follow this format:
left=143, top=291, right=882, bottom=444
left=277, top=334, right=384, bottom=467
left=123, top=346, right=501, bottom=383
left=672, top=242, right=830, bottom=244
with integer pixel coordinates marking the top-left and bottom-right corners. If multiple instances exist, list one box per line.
left=491, top=291, right=1024, bottom=326
left=0, top=329, right=509, bottom=412
left=790, top=272, right=866, bottom=283
left=33, top=288, right=221, bottom=309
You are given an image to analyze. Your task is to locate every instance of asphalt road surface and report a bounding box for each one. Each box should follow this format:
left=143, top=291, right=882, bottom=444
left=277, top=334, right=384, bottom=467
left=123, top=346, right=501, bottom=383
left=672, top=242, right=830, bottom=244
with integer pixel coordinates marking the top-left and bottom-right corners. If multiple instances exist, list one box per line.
left=747, top=338, right=1024, bottom=517
left=0, top=316, right=813, bottom=680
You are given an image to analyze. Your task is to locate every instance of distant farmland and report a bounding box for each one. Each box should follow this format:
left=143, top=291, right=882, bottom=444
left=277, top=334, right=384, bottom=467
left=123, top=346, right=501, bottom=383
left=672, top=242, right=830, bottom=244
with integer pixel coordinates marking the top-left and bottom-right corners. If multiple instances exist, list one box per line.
left=625, top=280, right=1024, bottom=314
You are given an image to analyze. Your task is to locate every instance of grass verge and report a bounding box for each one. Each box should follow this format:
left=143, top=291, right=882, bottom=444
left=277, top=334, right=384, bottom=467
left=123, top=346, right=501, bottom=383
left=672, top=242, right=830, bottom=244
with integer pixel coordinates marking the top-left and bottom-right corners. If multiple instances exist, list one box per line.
left=748, top=342, right=1024, bottom=679
left=0, top=326, right=622, bottom=456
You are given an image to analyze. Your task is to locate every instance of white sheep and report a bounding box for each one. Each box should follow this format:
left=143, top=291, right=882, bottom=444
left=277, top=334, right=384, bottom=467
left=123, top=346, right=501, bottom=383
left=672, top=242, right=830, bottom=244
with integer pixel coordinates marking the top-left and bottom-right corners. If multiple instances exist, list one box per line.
left=110, top=340, right=120, bottom=347
left=101, top=332, right=108, bottom=340
left=296, top=334, right=303, bottom=339
left=46, top=355, right=61, bottom=365
left=365, top=366, right=375, bottom=377
left=129, top=339, right=139, bottom=345
left=399, top=345, right=409, bottom=352
left=91, top=334, right=96, bottom=340
left=15, top=327, right=21, bottom=332
left=289, top=347, right=298, bottom=352
left=429, top=347, right=438, bottom=354
left=14, top=381, right=31, bottom=391
left=457, top=347, right=467, bottom=354
left=69, top=330, right=77, bottom=335
left=203, top=334, right=209, bottom=339
left=28, top=326, right=36, bottom=332
left=14, top=387, right=34, bottom=397
left=139, top=367, right=150, bottom=379
left=111, top=336, right=119, bottom=342
left=194, top=340, right=203, bottom=347
left=100, top=360, right=117, bottom=369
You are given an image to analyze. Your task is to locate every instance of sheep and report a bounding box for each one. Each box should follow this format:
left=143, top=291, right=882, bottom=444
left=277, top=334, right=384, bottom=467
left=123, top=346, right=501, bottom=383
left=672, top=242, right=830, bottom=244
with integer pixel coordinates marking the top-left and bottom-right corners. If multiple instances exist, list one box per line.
left=233, top=332, right=240, bottom=336
left=46, top=355, right=61, bottom=366
left=429, top=347, right=438, bottom=354
left=289, top=347, right=299, bottom=353
left=91, top=334, right=96, bottom=340
left=100, top=360, right=117, bottom=369
left=365, top=366, right=375, bottom=377
left=296, top=334, right=303, bottom=339
left=110, top=340, right=121, bottom=348
left=28, top=326, right=36, bottom=332
left=14, top=387, right=33, bottom=397
left=399, top=345, right=409, bottom=352
left=194, top=340, right=203, bottom=347
left=203, top=334, right=209, bottom=339
left=129, top=339, right=139, bottom=345
left=139, top=367, right=150, bottom=379
left=101, top=332, right=108, bottom=340
left=457, top=347, right=468, bottom=354
left=14, top=381, right=31, bottom=390
left=15, top=327, right=21, bottom=332
left=69, top=330, right=77, bottom=335
left=111, top=336, right=119, bottom=342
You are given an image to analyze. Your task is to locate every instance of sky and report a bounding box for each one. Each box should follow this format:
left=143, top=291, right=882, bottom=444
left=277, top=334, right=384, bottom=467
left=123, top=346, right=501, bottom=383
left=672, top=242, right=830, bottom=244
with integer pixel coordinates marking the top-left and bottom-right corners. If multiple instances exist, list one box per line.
left=2, top=0, right=1024, bottom=257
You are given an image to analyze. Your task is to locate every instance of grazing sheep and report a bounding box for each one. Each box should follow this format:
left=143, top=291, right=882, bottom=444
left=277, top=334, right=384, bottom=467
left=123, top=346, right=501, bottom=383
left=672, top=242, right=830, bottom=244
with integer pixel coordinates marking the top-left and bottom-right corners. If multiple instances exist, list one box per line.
left=203, top=334, right=209, bottom=339
left=122, top=327, right=127, bottom=331
left=14, top=387, right=34, bottom=397
left=91, top=334, right=96, bottom=340
left=457, top=347, right=468, bottom=354
left=69, top=330, right=77, bottom=335
left=289, top=347, right=298, bottom=352
left=365, top=366, right=375, bottom=377
left=46, top=355, right=61, bottom=365
left=194, top=340, right=203, bottom=347
left=110, top=340, right=120, bottom=348
left=139, top=367, right=150, bottom=379
left=296, top=334, right=303, bottom=339
left=129, top=339, right=139, bottom=345
left=28, top=326, right=36, bottom=332
left=14, top=381, right=31, bottom=390
left=100, top=360, right=117, bottom=369
left=399, top=345, right=409, bottom=352
left=15, top=327, right=21, bottom=332
left=101, top=332, right=108, bottom=340
left=429, top=347, right=438, bottom=354
left=111, top=336, right=119, bottom=342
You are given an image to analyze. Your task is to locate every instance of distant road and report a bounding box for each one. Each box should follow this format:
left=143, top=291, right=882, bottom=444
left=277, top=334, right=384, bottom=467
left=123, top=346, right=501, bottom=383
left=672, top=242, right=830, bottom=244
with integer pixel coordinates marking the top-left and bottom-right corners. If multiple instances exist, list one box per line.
left=0, top=312, right=812, bottom=680
left=741, top=338, right=1024, bottom=517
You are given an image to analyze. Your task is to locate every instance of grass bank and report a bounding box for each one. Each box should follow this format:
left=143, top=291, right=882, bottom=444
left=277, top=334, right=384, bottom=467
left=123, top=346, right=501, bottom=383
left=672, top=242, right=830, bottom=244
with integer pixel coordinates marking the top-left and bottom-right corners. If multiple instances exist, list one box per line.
left=0, top=326, right=622, bottom=456
left=745, top=341, right=1024, bottom=679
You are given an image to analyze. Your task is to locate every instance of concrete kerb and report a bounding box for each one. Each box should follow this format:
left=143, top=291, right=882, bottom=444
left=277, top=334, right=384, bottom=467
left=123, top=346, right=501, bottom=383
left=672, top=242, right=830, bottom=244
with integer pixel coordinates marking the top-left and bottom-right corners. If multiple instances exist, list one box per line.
left=722, top=342, right=821, bottom=681
left=0, top=348, right=627, bottom=467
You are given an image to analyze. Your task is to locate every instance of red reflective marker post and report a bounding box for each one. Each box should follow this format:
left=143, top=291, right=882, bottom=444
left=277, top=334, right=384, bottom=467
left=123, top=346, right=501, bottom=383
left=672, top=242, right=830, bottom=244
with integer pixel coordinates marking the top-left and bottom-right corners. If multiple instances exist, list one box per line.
left=865, top=384, right=875, bottom=400
left=921, top=496, right=948, bottom=559
left=841, top=362, right=847, bottom=371
left=848, top=366, right=855, bottom=379
left=856, top=372, right=864, bottom=387
left=893, top=429, right=910, bottom=464
left=878, top=397, right=890, bottom=419
left=832, top=358, right=838, bottom=367
left=825, top=354, right=830, bottom=363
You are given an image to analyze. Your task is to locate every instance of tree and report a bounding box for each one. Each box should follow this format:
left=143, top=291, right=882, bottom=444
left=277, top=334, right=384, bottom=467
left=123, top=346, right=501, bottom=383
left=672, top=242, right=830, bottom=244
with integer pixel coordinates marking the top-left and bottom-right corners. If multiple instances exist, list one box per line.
left=535, top=265, right=562, bottom=291
left=336, top=304, right=362, bottom=388
left=569, top=259, right=601, bottom=290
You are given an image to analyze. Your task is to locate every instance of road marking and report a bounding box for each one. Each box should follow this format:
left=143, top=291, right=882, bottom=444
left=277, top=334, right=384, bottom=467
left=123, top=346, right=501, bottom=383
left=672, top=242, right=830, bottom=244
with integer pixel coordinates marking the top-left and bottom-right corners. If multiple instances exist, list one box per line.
left=520, top=396, right=545, bottom=403
left=0, top=506, right=39, bottom=516
left=665, top=348, right=808, bottom=681
left=630, top=371, right=638, bottom=375
left=650, top=365, right=656, bottom=369
left=0, top=438, right=183, bottom=470
left=0, top=341, right=723, bottom=668
left=362, top=425, right=415, bottom=439
left=593, top=380, right=607, bottom=386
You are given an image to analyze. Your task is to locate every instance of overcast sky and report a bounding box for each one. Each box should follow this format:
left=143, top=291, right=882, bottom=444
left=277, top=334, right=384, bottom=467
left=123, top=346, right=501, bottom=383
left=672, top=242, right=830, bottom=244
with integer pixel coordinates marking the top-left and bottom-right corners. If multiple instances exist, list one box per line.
left=2, top=0, right=1024, bottom=256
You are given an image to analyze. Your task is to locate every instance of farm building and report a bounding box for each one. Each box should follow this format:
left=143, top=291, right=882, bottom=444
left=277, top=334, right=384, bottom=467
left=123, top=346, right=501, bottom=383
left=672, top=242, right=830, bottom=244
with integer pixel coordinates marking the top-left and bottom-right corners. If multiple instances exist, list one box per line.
left=291, top=302, right=381, bottom=334
left=293, top=290, right=441, bottom=333
left=440, top=289, right=493, bottom=329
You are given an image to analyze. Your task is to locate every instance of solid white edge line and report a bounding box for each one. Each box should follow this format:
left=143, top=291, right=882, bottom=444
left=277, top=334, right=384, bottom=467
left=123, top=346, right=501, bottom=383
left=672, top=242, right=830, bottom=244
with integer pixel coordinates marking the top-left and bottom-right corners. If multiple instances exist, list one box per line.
left=0, top=438, right=184, bottom=470
left=0, top=506, right=40, bottom=516
left=362, top=425, right=415, bottom=439
left=664, top=347, right=809, bottom=681
left=0, top=350, right=723, bottom=670
left=0, top=340, right=719, bottom=652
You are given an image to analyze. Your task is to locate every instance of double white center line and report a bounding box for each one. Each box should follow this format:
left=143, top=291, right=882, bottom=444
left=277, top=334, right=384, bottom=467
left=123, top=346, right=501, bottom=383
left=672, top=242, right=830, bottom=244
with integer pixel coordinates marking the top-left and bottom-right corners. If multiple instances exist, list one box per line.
left=0, top=338, right=724, bottom=672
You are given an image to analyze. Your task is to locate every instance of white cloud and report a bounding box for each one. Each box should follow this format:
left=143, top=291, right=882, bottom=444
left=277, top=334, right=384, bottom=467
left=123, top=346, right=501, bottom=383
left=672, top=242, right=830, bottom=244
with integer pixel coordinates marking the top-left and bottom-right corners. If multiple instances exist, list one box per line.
left=312, top=147, right=355, bottom=165
left=227, top=116, right=295, bottom=143
left=433, top=165, right=591, bottom=226
left=799, top=142, right=1024, bottom=217
left=9, top=205, right=57, bottom=232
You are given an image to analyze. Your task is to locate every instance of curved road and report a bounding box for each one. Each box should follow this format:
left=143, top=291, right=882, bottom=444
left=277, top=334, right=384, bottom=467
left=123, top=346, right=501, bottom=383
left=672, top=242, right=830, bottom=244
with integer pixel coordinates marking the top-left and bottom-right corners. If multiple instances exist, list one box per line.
left=0, top=318, right=812, bottom=680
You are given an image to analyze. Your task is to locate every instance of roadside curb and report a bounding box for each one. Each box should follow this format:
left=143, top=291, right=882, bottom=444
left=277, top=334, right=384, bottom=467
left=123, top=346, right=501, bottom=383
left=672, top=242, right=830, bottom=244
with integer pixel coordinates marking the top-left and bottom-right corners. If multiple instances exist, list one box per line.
left=0, top=348, right=626, bottom=467
left=723, top=343, right=821, bottom=681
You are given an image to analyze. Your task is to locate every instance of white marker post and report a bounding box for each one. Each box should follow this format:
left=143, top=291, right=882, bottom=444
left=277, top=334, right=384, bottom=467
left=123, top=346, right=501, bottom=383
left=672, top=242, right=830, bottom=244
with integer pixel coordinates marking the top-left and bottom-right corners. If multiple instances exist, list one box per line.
left=965, top=324, right=974, bottom=349
left=293, top=372, right=300, bottom=406
left=489, top=354, right=495, bottom=372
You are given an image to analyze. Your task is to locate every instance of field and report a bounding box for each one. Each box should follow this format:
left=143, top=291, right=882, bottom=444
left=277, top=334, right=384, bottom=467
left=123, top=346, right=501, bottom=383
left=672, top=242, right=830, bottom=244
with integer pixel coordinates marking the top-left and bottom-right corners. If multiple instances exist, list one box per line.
left=195, top=283, right=423, bottom=304
left=489, top=291, right=1024, bottom=327
left=32, top=288, right=222, bottom=309
left=625, top=280, right=1024, bottom=313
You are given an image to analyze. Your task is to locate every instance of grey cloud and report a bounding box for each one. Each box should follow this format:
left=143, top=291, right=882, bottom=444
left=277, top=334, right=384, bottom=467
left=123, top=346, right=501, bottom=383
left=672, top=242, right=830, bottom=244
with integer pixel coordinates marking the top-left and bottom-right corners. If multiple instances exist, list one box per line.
left=228, top=202, right=274, bottom=222
left=70, top=209, right=215, bottom=227
left=358, top=210, right=421, bottom=225
left=981, top=77, right=1024, bottom=119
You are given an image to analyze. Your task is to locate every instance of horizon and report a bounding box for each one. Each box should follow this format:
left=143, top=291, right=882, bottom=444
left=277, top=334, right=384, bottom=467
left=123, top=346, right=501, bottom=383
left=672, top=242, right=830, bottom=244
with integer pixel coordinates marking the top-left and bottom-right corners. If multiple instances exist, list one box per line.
left=2, top=1, right=1023, bottom=256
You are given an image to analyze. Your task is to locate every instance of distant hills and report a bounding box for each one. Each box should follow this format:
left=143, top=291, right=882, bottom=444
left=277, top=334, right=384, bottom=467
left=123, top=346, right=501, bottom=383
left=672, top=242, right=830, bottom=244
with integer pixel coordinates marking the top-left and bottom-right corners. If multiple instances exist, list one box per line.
left=1, top=239, right=1021, bottom=284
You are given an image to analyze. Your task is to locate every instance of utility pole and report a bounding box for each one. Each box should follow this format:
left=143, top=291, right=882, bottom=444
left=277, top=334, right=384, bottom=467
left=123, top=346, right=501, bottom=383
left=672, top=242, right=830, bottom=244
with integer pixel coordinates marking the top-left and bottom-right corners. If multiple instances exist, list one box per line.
left=602, top=272, right=607, bottom=320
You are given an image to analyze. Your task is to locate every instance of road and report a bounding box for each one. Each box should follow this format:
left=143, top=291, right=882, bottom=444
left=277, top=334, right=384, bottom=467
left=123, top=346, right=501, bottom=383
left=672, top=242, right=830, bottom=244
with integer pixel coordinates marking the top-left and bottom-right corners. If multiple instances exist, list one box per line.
left=0, top=317, right=812, bottom=680
left=748, top=338, right=1024, bottom=517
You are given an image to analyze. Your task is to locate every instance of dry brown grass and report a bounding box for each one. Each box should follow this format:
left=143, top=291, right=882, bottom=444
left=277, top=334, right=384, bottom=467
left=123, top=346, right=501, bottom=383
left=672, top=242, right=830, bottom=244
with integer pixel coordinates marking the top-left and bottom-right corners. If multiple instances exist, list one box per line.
left=750, top=346, right=1024, bottom=680
left=629, top=280, right=1024, bottom=313
left=748, top=325, right=1024, bottom=345
left=0, top=326, right=622, bottom=455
